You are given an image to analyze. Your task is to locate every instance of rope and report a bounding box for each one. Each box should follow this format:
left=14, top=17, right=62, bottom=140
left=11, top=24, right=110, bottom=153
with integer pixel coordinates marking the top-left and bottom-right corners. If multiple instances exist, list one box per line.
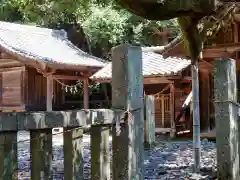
left=41, top=72, right=81, bottom=93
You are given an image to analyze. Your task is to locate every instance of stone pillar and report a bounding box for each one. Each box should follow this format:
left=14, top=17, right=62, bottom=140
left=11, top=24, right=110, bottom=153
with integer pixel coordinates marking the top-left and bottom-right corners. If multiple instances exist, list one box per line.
left=214, top=58, right=239, bottom=180
left=111, top=44, right=144, bottom=180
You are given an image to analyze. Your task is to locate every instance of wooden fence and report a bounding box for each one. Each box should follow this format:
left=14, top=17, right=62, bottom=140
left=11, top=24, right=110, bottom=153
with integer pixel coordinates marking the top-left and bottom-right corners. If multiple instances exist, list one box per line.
left=0, top=44, right=157, bottom=180
left=0, top=109, right=123, bottom=180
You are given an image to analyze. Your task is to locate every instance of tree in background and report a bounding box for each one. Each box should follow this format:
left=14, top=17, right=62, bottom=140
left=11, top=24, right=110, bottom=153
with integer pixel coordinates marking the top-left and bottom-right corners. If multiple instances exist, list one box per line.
left=0, top=0, right=180, bottom=59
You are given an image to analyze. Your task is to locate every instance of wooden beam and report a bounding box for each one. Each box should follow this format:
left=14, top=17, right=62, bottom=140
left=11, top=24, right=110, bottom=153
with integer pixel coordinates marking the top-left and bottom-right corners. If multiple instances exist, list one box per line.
left=83, top=79, right=89, bottom=109
left=144, top=77, right=173, bottom=84
left=93, top=76, right=175, bottom=84
left=170, top=83, right=175, bottom=138
left=182, top=76, right=192, bottom=83
left=53, top=75, right=87, bottom=81
left=46, top=75, right=53, bottom=111
left=0, top=109, right=123, bottom=131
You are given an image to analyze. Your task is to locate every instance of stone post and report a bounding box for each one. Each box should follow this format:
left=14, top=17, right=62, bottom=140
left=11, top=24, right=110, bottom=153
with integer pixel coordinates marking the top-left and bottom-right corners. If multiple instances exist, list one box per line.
left=214, top=58, right=239, bottom=180
left=112, top=44, right=144, bottom=180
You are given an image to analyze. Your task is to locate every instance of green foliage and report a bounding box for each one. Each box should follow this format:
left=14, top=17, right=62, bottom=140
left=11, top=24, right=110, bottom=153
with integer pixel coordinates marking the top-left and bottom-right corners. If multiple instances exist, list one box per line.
left=0, top=0, right=180, bottom=52
left=82, top=4, right=180, bottom=48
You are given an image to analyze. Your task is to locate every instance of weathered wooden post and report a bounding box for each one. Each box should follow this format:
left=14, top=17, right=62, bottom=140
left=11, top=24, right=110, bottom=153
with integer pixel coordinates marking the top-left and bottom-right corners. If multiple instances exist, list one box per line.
left=0, top=134, right=4, bottom=178
left=64, top=127, right=83, bottom=180
left=30, top=129, right=53, bottom=180
left=214, top=58, right=239, bottom=180
left=112, top=44, right=144, bottom=180
left=144, top=95, right=155, bottom=148
left=0, top=113, right=18, bottom=180
left=91, top=125, right=110, bottom=180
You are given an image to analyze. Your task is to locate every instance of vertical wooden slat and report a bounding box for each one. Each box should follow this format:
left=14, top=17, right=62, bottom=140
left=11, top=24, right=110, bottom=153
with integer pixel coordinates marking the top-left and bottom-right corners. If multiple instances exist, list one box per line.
left=84, top=79, right=89, bottom=109
left=24, top=68, right=28, bottom=106
left=20, top=70, right=25, bottom=106
left=2, top=132, right=18, bottom=180
left=199, top=71, right=211, bottom=132
left=0, top=133, right=4, bottom=178
left=161, top=96, right=165, bottom=128
left=170, top=84, right=175, bottom=138
left=64, top=127, right=83, bottom=180
left=144, top=95, right=155, bottom=148
left=112, top=44, right=144, bottom=180
left=91, top=125, right=110, bottom=180
left=234, top=22, right=239, bottom=58
left=30, top=129, right=53, bottom=180
left=47, top=75, right=53, bottom=111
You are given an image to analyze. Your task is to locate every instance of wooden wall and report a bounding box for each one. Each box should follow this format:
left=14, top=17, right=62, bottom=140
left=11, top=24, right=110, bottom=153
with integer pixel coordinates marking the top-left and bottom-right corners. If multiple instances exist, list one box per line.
left=144, top=79, right=189, bottom=130
left=0, top=54, right=26, bottom=111
left=0, top=67, right=26, bottom=111
left=199, top=70, right=211, bottom=131
left=26, top=67, right=64, bottom=111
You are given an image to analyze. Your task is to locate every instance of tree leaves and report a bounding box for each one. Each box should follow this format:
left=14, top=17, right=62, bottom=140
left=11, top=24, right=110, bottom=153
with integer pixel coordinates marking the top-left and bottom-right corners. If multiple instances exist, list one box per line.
left=0, top=0, right=180, bottom=58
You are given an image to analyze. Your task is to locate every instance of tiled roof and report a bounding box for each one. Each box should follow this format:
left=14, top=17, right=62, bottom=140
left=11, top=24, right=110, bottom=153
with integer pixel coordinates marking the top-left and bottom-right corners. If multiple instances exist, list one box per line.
left=90, top=51, right=191, bottom=80
left=0, top=21, right=106, bottom=68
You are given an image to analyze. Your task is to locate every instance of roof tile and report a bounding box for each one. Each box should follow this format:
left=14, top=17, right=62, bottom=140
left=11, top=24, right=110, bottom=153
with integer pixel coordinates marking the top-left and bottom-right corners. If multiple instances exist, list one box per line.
left=90, top=51, right=191, bottom=80
left=0, top=21, right=106, bottom=68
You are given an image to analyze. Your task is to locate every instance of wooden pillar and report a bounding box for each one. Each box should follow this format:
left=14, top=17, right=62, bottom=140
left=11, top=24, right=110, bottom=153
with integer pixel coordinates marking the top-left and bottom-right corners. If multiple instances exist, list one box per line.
left=199, top=70, right=210, bottom=132
left=64, top=127, right=83, bottom=180
left=144, top=95, right=155, bottom=148
left=170, top=84, right=175, bottom=138
left=91, top=125, right=110, bottom=180
left=2, top=132, right=18, bottom=179
left=214, top=58, right=239, bottom=180
left=84, top=79, right=89, bottom=109
left=112, top=44, right=144, bottom=180
left=192, top=61, right=201, bottom=172
left=234, top=22, right=239, bottom=58
left=47, top=75, right=53, bottom=111
left=30, top=129, right=53, bottom=180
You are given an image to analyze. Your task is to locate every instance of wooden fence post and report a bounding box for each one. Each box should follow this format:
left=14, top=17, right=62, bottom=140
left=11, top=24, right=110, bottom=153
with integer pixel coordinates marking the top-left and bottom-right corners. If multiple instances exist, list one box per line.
left=3, top=132, right=18, bottom=180
left=144, top=95, right=155, bottom=148
left=214, top=58, right=239, bottom=180
left=63, top=127, right=83, bottom=180
left=0, top=133, right=4, bottom=178
left=112, top=44, right=144, bottom=180
left=30, top=129, right=53, bottom=180
left=91, top=125, right=110, bottom=180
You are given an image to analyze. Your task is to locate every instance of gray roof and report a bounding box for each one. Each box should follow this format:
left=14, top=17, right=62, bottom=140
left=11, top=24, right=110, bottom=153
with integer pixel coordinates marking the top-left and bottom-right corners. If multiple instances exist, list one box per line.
left=0, top=21, right=106, bottom=68
left=90, top=51, right=191, bottom=81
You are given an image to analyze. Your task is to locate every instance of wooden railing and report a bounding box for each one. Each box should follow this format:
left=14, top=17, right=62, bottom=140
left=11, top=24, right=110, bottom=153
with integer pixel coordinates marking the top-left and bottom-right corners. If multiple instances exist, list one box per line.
left=0, top=99, right=155, bottom=179
left=0, top=109, right=122, bottom=179
left=0, top=44, right=158, bottom=179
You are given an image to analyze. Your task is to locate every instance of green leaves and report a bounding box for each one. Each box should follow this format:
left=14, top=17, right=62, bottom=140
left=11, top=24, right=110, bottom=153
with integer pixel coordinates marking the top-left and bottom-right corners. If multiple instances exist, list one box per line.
left=0, top=0, right=180, bottom=58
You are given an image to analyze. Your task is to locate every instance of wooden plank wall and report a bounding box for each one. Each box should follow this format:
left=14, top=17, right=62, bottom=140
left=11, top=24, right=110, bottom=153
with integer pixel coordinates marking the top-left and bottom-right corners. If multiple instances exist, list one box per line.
left=26, top=67, right=64, bottom=111
left=199, top=70, right=211, bottom=131
left=154, top=94, right=171, bottom=128
left=0, top=67, right=25, bottom=111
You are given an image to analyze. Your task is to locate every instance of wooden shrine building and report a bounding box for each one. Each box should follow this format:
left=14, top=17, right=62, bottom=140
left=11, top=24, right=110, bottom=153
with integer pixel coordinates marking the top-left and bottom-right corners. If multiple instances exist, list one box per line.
left=0, top=21, right=106, bottom=111
left=90, top=50, right=192, bottom=134
left=149, top=3, right=240, bottom=137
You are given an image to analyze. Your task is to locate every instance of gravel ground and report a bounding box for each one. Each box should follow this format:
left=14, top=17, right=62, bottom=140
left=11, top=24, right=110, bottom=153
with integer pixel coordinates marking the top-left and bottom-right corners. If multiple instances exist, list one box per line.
left=17, top=131, right=217, bottom=180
